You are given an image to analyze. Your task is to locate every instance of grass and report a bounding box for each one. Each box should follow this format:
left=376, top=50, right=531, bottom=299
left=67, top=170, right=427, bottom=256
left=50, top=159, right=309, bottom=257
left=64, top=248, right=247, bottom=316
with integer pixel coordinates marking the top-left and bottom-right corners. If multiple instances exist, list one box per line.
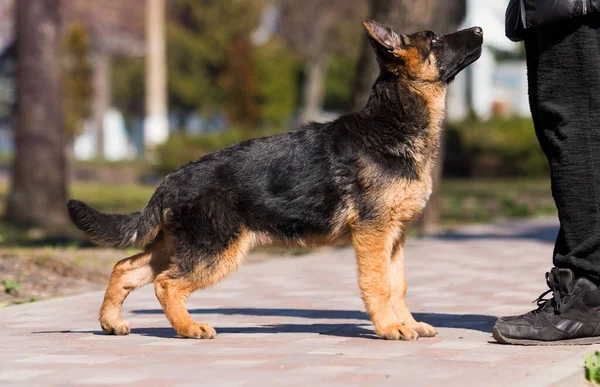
left=0, top=178, right=556, bottom=248
left=2, top=279, right=20, bottom=295
left=586, top=351, right=600, bottom=384
left=0, top=182, right=154, bottom=216
left=0, top=182, right=155, bottom=247
left=69, top=182, right=155, bottom=214
left=439, top=178, right=556, bottom=226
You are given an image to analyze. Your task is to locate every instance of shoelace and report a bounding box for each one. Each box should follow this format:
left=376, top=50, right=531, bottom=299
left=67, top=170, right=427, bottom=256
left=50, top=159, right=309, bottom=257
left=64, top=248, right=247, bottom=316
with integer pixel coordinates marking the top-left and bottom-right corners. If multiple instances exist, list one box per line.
left=532, top=271, right=564, bottom=314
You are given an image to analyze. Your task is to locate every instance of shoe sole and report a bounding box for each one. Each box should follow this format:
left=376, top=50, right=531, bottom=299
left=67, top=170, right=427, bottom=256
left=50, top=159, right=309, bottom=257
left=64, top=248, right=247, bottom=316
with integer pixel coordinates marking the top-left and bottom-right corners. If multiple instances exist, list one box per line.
left=493, top=327, right=600, bottom=346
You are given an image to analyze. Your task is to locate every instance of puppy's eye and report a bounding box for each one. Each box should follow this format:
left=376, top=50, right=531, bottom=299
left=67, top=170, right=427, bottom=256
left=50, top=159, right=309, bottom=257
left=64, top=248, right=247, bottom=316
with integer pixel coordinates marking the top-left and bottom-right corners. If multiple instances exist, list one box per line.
left=431, top=36, right=440, bottom=44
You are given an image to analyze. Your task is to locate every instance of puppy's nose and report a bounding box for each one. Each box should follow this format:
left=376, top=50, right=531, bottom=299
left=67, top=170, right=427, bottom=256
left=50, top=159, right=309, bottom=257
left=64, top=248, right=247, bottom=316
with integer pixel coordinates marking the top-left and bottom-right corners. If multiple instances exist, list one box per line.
left=473, top=27, right=483, bottom=36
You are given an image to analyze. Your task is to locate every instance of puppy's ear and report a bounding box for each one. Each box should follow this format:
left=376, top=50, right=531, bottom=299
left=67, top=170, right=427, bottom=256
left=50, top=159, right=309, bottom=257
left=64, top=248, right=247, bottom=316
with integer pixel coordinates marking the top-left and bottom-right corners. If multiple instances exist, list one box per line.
left=363, top=20, right=410, bottom=55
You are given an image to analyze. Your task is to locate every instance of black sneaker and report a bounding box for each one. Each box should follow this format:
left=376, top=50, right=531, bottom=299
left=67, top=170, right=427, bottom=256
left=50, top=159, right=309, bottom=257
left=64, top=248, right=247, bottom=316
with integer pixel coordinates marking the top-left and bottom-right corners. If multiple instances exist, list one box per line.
left=493, top=268, right=600, bottom=345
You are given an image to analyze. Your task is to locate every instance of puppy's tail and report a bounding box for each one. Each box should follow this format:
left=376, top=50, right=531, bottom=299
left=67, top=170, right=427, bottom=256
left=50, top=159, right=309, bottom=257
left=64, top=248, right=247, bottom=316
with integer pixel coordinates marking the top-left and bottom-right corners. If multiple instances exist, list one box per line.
left=67, top=199, right=162, bottom=248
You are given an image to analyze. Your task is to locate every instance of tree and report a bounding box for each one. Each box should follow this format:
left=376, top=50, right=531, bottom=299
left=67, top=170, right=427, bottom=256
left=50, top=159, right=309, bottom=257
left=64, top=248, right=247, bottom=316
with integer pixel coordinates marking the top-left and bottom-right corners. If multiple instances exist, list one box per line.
left=353, top=0, right=433, bottom=110
left=221, top=35, right=260, bottom=128
left=6, top=0, right=68, bottom=227
left=253, top=38, right=301, bottom=127
left=63, top=0, right=146, bottom=158
left=351, top=0, right=466, bottom=235
left=113, top=1, right=302, bottom=130
left=415, top=0, right=466, bottom=236
left=166, top=0, right=263, bottom=124
left=279, top=0, right=367, bottom=123
left=112, top=55, right=146, bottom=125
left=64, top=23, right=93, bottom=139
left=145, top=0, right=169, bottom=149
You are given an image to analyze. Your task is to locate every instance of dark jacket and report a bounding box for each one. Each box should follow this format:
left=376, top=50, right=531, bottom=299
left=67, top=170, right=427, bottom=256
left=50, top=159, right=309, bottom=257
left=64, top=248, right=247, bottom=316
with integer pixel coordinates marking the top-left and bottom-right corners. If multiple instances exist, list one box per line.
left=506, top=0, right=600, bottom=41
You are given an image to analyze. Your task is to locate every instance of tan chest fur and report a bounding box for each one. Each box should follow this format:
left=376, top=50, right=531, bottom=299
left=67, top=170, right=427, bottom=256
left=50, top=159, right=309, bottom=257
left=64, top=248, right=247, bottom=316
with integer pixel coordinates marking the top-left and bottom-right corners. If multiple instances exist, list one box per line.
left=353, top=171, right=433, bottom=258
left=371, top=174, right=433, bottom=224
left=362, top=85, right=446, bottom=225
left=411, top=84, right=447, bottom=166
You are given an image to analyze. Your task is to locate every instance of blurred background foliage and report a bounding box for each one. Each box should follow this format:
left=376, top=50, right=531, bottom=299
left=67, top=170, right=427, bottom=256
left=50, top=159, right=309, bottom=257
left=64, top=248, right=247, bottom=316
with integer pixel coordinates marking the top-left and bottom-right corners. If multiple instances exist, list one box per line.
left=155, top=127, right=282, bottom=175
left=165, top=0, right=264, bottom=125
left=63, top=23, right=93, bottom=138
left=112, top=56, right=146, bottom=127
left=111, top=0, right=365, bottom=131
left=446, top=117, right=548, bottom=178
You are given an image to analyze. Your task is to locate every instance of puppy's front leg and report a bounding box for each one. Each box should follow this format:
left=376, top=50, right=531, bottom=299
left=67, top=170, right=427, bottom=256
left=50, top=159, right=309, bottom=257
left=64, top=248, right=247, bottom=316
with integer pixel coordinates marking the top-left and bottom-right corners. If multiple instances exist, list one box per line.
left=353, top=227, right=418, bottom=341
left=390, top=234, right=437, bottom=337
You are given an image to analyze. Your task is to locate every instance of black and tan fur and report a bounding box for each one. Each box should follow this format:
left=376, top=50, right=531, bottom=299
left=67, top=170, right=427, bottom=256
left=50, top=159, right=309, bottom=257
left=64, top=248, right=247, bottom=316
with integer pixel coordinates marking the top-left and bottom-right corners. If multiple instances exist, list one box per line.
left=68, top=20, right=483, bottom=341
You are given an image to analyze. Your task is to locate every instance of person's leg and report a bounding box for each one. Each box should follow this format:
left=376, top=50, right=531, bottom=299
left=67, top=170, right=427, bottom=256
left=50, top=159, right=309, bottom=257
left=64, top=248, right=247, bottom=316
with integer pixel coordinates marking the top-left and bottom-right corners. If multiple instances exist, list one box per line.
left=524, top=29, right=549, bottom=159
left=536, top=14, right=600, bottom=281
left=494, top=14, right=600, bottom=345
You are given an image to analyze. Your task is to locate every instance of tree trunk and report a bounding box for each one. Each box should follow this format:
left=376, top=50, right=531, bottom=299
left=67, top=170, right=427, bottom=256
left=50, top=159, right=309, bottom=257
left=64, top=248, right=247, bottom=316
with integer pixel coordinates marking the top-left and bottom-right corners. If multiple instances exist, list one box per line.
left=300, top=54, right=328, bottom=124
left=415, top=0, right=466, bottom=236
left=352, top=0, right=434, bottom=111
left=417, top=134, right=445, bottom=235
left=6, top=0, right=68, bottom=227
left=144, top=0, right=169, bottom=150
left=298, top=9, right=333, bottom=125
left=351, top=0, right=394, bottom=111
left=93, top=50, right=111, bottom=159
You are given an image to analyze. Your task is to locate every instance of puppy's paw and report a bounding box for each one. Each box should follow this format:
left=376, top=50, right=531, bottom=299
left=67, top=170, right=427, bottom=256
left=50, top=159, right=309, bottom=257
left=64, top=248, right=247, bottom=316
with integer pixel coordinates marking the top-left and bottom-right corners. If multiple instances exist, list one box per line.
left=408, top=321, right=437, bottom=338
left=100, top=319, right=130, bottom=336
left=177, top=323, right=217, bottom=339
left=377, top=324, right=419, bottom=341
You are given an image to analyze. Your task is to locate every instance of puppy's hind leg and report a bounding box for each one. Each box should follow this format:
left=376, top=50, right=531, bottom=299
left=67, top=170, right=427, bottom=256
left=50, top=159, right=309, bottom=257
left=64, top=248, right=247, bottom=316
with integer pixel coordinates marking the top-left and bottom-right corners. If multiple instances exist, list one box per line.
left=154, top=230, right=252, bottom=339
left=100, top=240, right=171, bottom=335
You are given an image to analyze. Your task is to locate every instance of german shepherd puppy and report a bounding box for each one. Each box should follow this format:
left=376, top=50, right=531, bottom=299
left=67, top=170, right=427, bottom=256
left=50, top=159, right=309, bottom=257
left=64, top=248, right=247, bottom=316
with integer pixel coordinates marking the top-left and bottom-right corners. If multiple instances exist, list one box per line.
left=68, top=20, right=483, bottom=341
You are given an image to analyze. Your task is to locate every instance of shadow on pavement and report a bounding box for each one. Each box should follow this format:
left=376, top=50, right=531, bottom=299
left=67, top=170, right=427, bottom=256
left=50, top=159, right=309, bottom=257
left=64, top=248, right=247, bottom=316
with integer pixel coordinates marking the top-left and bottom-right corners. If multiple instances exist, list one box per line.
left=133, top=307, right=369, bottom=320
left=432, top=223, right=559, bottom=244
left=32, top=324, right=377, bottom=339
left=126, top=307, right=496, bottom=334
left=33, top=310, right=496, bottom=339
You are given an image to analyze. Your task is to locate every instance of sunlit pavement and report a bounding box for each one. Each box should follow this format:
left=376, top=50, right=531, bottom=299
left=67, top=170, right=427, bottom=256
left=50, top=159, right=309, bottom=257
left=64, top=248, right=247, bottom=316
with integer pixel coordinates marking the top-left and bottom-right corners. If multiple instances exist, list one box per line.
left=0, top=217, right=593, bottom=386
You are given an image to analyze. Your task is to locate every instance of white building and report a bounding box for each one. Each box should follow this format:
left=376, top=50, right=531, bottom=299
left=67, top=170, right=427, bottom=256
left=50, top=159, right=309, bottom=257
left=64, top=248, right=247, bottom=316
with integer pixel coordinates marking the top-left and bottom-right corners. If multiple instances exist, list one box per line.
left=447, top=0, right=529, bottom=121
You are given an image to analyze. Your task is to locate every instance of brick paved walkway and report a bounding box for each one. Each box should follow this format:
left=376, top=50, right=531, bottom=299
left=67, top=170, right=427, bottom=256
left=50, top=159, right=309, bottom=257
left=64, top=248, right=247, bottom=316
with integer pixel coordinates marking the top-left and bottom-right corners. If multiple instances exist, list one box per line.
left=0, top=218, right=596, bottom=386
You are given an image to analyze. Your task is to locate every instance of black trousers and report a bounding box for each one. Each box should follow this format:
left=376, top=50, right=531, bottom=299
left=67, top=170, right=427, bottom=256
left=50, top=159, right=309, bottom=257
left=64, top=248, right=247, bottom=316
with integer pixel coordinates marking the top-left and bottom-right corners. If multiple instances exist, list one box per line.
left=525, top=13, right=600, bottom=282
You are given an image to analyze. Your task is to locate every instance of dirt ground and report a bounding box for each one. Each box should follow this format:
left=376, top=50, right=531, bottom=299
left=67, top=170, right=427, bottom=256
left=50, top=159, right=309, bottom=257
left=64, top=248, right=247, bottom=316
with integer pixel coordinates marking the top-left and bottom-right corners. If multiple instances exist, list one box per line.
left=0, top=248, right=117, bottom=306
left=0, top=246, right=317, bottom=307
